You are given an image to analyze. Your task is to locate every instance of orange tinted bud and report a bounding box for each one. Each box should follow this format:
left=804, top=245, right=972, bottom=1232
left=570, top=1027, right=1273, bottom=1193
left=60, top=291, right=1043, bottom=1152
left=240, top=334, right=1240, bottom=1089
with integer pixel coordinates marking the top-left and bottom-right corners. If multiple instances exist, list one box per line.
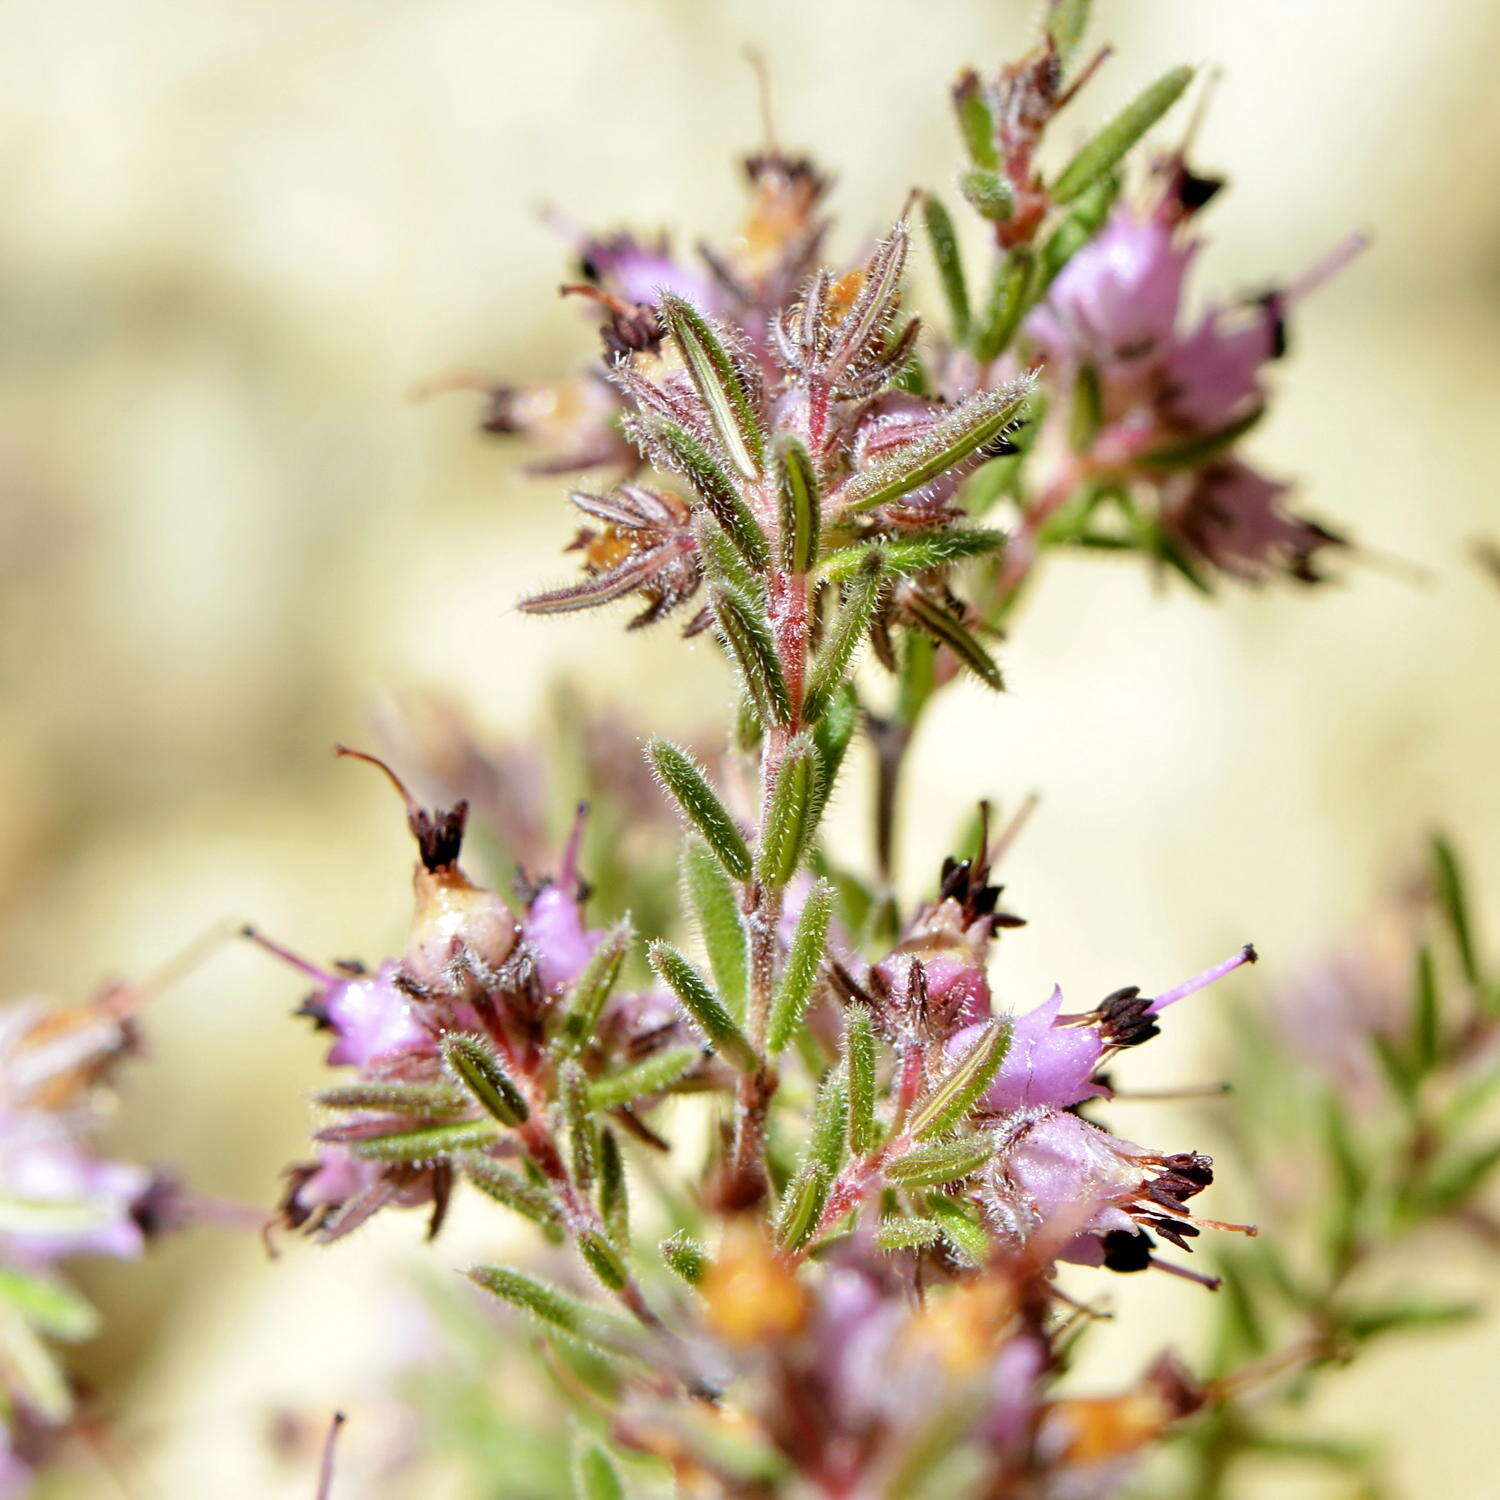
left=1051, top=1392, right=1170, bottom=1465
left=700, top=1226, right=808, bottom=1345
left=909, top=1278, right=1018, bottom=1376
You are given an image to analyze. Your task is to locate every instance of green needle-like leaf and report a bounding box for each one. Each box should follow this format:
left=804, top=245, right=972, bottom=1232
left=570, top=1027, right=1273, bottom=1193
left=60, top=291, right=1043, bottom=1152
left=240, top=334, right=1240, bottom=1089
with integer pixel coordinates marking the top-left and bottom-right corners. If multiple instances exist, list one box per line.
left=885, top=1132, right=996, bottom=1187
left=757, top=736, right=823, bottom=887
left=776, top=436, right=823, bottom=574
left=904, top=592, right=1004, bottom=690
left=349, top=1120, right=499, bottom=1163
left=441, top=1032, right=530, bottom=1126
left=683, top=839, right=750, bottom=1019
left=649, top=742, right=751, bottom=881
left=1051, top=65, right=1194, bottom=204
left=810, top=1064, right=850, bottom=1178
left=804, top=552, right=886, bottom=723
left=586, top=1045, right=702, bottom=1110
left=711, top=583, right=793, bottom=727
left=844, top=1006, right=880, bottom=1154
left=908, top=1021, right=1012, bottom=1138
left=660, top=1230, right=709, bottom=1286
left=875, top=1216, right=943, bottom=1252
left=839, top=382, right=1031, bottom=514
left=553, top=919, right=634, bottom=1059
left=649, top=417, right=769, bottom=573
left=648, top=941, right=757, bottom=1071
left=767, top=879, right=834, bottom=1053
left=775, top=1164, right=830, bottom=1250
left=659, top=293, right=767, bottom=479
left=461, top=1156, right=564, bottom=1230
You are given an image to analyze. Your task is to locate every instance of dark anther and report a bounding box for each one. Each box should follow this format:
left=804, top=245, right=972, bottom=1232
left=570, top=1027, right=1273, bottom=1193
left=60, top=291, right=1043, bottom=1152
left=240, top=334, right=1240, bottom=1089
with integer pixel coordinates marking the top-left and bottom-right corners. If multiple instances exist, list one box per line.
left=1102, top=1228, right=1155, bottom=1272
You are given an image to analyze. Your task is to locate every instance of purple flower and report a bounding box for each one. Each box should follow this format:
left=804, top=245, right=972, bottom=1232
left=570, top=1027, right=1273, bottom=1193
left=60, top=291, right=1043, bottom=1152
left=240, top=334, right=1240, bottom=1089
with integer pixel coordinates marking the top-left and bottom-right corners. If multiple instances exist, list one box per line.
left=979, top=1333, right=1048, bottom=1450
left=1027, top=211, right=1195, bottom=372
left=1161, top=460, right=1338, bottom=583
left=526, top=884, right=603, bottom=992
left=524, top=810, right=604, bottom=992
left=987, top=1109, right=1145, bottom=1245
left=0, top=1121, right=150, bottom=1265
left=243, top=935, right=429, bottom=1068
left=959, top=987, right=1106, bottom=1113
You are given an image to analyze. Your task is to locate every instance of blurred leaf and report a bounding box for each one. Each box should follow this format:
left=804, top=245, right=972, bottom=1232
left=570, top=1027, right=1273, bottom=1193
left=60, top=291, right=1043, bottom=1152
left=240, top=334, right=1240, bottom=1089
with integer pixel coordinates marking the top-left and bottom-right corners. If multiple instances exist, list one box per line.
left=1412, top=943, right=1440, bottom=1072
left=1047, top=0, right=1093, bottom=64
left=1051, top=65, right=1194, bottom=203
left=1417, top=1138, right=1500, bottom=1214
left=462, top=1156, right=564, bottom=1233
left=586, top=1046, right=701, bottom=1111
left=0, top=1267, right=99, bottom=1342
left=973, top=248, right=1036, bottom=362
left=1430, top=833, right=1482, bottom=987
left=922, top=194, right=970, bottom=341
left=1341, top=1298, right=1480, bottom=1341
left=573, top=1436, right=627, bottom=1500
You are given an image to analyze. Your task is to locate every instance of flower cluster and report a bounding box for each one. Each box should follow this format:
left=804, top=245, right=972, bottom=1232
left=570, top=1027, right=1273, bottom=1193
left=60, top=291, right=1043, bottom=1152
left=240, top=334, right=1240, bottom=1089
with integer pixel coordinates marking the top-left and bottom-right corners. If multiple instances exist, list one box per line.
left=0, top=983, right=175, bottom=1494
left=237, top=5, right=1496, bottom=1498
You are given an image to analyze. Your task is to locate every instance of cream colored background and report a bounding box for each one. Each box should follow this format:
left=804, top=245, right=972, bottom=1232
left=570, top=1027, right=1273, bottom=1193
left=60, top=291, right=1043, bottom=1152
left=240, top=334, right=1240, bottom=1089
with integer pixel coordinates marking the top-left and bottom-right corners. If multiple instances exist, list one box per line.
left=2, top=1, right=1498, bottom=1494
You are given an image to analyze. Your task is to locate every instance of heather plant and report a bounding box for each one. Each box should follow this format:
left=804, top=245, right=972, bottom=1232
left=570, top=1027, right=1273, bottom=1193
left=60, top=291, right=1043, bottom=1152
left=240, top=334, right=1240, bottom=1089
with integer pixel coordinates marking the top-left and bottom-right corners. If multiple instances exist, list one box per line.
left=207, top=4, right=1500, bottom=1498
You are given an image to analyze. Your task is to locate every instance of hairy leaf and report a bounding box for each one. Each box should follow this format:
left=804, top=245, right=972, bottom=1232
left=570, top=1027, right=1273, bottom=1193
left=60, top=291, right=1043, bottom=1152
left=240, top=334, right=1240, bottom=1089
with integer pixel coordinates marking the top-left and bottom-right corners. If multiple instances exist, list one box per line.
left=683, top=840, right=750, bottom=1019
left=648, top=941, right=757, bottom=1071
left=649, top=741, right=751, bottom=881
left=767, top=880, right=835, bottom=1054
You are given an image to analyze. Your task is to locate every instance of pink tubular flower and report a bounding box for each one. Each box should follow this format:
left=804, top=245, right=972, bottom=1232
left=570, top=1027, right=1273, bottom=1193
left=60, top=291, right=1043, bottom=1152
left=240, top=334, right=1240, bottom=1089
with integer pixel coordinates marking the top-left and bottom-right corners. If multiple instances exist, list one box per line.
left=0, top=1121, right=150, bottom=1265
left=1027, top=211, right=1195, bottom=373
left=1161, top=460, right=1337, bottom=583
left=242, top=934, right=429, bottom=1069
left=984, top=1110, right=1242, bottom=1278
left=961, top=987, right=1105, bottom=1113
left=524, top=807, right=604, bottom=992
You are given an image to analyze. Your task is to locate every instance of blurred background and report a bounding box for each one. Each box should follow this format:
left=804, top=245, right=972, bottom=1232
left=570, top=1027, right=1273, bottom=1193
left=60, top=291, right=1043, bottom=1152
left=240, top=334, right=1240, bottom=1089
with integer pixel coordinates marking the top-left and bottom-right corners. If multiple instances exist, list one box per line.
left=3, top=0, right=1498, bottom=1494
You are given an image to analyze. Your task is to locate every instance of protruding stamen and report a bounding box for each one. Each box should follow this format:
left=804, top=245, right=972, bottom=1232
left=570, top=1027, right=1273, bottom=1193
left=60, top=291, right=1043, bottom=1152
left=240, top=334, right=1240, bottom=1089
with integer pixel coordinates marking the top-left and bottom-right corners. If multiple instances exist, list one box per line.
left=1285, top=231, right=1370, bottom=308
left=316, top=1411, right=346, bottom=1500
left=240, top=926, right=336, bottom=986
left=560, top=802, right=590, bottom=887
left=1147, top=943, right=1257, bottom=1014
left=1149, top=1256, right=1221, bottom=1290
